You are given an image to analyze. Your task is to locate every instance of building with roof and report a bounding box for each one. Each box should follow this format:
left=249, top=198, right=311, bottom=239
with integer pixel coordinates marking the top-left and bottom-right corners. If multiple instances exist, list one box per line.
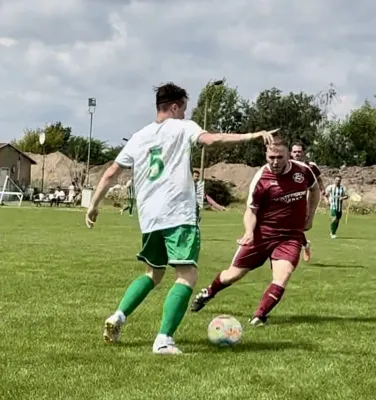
left=0, top=143, right=37, bottom=190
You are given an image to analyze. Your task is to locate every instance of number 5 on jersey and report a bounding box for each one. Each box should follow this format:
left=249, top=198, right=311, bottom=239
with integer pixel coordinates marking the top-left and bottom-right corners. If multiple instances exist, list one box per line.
left=148, top=147, right=164, bottom=181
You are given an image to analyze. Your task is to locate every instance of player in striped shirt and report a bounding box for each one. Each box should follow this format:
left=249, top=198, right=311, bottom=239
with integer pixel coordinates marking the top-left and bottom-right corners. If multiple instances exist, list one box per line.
left=324, top=175, right=348, bottom=238
left=290, top=143, right=325, bottom=261
left=120, top=179, right=134, bottom=216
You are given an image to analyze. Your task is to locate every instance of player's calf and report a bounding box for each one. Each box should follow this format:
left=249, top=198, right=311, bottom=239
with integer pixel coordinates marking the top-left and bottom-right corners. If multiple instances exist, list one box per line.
left=302, top=240, right=311, bottom=262
left=190, top=266, right=248, bottom=312
left=250, top=259, right=295, bottom=324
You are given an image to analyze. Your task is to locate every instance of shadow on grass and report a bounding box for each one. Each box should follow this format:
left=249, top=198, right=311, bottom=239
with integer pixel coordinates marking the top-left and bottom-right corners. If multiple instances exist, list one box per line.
left=309, top=262, right=365, bottom=269
left=200, top=310, right=376, bottom=325
left=204, top=238, right=233, bottom=243
left=271, top=315, right=376, bottom=325
left=337, top=237, right=369, bottom=240
left=179, top=338, right=316, bottom=352
left=115, top=338, right=315, bottom=352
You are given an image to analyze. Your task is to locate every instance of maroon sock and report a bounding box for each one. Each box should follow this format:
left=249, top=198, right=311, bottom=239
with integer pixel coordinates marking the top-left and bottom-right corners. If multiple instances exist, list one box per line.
left=207, top=273, right=231, bottom=297
left=302, top=234, right=307, bottom=247
left=254, top=283, right=285, bottom=318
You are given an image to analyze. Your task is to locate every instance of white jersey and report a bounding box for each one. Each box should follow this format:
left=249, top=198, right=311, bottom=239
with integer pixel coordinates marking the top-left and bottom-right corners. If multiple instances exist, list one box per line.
left=115, top=119, right=204, bottom=233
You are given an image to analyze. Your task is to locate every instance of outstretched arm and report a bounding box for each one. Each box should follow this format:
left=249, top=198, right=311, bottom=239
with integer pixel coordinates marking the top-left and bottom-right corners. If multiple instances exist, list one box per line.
left=197, top=129, right=279, bottom=147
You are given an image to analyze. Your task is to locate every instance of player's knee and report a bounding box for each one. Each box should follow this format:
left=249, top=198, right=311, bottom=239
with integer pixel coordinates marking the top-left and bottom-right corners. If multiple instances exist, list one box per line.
left=175, top=265, right=198, bottom=288
left=272, top=260, right=295, bottom=288
left=221, top=265, right=248, bottom=284
left=145, top=267, right=165, bottom=286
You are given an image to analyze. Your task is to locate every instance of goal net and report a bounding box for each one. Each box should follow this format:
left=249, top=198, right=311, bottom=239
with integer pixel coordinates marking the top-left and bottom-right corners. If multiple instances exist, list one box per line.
left=0, top=176, right=24, bottom=206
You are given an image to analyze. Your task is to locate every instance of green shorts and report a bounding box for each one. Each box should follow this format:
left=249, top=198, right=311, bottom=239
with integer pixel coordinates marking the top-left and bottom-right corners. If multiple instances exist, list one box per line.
left=330, top=209, right=342, bottom=219
left=137, top=224, right=201, bottom=268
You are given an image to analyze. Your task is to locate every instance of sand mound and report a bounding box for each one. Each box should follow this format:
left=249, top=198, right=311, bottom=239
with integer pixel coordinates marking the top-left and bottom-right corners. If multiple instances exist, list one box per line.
left=27, top=152, right=132, bottom=189
left=205, top=163, right=258, bottom=194
left=26, top=152, right=376, bottom=203
left=26, top=152, right=85, bottom=189
left=205, top=162, right=376, bottom=202
left=89, top=161, right=131, bottom=186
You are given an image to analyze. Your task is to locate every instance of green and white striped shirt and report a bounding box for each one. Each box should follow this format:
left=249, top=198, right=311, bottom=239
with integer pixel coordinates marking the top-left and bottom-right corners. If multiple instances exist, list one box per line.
left=326, top=184, right=347, bottom=212
left=125, top=180, right=134, bottom=199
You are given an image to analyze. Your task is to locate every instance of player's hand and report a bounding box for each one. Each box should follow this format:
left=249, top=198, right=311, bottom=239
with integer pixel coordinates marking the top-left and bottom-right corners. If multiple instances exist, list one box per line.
left=237, top=234, right=253, bottom=246
left=86, top=206, right=99, bottom=229
left=251, top=129, right=279, bottom=145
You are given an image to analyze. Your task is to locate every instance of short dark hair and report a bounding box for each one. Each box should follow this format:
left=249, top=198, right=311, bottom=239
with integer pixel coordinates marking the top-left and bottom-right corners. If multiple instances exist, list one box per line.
left=335, top=174, right=342, bottom=179
left=193, top=170, right=200, bottom=175
left=267, top=136, right=288, bottom=149
left=154, top=82, right=188, bottom=112
left=291, top=142, right=304, bottom=150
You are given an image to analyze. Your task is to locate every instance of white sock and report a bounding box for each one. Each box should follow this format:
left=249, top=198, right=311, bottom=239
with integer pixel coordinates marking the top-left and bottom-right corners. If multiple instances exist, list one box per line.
left=154, top=333, right=168, bottom=346
left=114, top=310, right=126, bottom=324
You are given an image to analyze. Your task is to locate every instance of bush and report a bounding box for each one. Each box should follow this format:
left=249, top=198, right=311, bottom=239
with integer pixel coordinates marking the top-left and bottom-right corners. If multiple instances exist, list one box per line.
left=204, top=178, right=236, bottom=207
left=348, top=203, right=376, bottom=215
left=105, top=188, right=127, bottom=207
left=318, top=202, right=376, bottom=215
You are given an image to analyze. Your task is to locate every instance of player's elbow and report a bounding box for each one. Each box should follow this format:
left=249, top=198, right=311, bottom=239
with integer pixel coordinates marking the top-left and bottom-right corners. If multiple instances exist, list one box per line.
left=198, top=133, right=219, bottom=147
left=104, top=162, right=122, bottom=181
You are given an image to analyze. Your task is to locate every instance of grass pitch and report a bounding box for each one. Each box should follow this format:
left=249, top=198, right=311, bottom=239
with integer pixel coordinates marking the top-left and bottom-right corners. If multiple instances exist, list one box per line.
left=1, top=207, right=376, bottom=400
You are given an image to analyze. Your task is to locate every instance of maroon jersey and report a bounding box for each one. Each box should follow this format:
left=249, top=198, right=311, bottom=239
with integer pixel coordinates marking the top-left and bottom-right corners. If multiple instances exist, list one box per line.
left=247, top=160, right=317, bottom=238
left=306, top=161, right=321, bottom=179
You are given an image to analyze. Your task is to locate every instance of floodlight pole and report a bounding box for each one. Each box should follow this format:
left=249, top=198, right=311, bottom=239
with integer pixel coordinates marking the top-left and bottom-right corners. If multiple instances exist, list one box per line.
left=199, top=79, right=224, bottom=180
left=41, top=145, right=45, bottom=193
left=38, top=132, right=46, bottom=193
left=86, top=98, right=96, bottom=187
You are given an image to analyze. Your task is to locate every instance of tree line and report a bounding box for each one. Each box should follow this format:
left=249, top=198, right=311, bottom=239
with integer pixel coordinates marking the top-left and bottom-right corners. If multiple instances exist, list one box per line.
left=12, top=81, right=376, bottom=168
left=12, top=122, right=122, bottom=165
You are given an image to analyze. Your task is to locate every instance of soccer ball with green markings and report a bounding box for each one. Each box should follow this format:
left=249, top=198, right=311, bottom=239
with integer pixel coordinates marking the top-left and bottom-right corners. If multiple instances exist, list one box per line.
left=207, top=315, right=242, bottom=346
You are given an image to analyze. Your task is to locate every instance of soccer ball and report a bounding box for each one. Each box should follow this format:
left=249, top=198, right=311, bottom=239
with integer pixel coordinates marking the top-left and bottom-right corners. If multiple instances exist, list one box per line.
left=207, top=315, right=242, bottom=346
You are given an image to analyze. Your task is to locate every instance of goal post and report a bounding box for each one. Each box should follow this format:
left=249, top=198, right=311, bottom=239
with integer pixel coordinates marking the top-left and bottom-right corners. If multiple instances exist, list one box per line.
left=0, top=176, right=24, bottom=206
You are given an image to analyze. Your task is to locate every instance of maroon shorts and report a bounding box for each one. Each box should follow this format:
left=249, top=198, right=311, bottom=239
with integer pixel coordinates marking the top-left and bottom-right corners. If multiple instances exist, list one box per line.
left=231, top=238, right=302, bottom=270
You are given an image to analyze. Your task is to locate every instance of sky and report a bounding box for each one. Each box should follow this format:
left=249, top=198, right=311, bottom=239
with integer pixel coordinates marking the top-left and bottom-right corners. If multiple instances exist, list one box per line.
left=0, top=0, right=375, bottom=146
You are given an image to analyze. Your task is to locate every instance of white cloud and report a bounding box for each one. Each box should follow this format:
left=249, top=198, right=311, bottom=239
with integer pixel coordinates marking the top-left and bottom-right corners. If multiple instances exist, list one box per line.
left=0, top=0, right=375, bottom=144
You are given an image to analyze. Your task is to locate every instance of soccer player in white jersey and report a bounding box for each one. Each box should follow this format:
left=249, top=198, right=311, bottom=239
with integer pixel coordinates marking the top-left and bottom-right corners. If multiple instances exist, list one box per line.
left=85, top=82, right=278, bottom=354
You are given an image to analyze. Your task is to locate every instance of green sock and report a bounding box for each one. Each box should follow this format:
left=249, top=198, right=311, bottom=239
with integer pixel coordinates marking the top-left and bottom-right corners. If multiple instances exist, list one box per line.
left=330, top=221, right=336, bottom=234
left=159, top=283, right=193, bottom=337
left=333, top=221, right=339, bottom=234
left=117, top=275, right=154, bottom=317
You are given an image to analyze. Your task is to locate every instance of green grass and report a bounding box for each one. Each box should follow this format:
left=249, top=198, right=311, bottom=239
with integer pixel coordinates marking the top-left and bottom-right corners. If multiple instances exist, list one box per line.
left=1, top=207, right=376, bottom=400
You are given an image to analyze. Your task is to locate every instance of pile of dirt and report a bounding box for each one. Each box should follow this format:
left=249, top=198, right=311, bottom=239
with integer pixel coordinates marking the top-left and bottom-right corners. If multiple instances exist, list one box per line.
left=27, top=152, right=85, bottom=189
left=89, top=162, right=131, bottom=186
left=27, top=152, right=376, bottom=203
left=206, top=162, right=376, bottom=203
left=205, top=163, right=259, bottom=194
left=27, top=152, right=131, bottom=189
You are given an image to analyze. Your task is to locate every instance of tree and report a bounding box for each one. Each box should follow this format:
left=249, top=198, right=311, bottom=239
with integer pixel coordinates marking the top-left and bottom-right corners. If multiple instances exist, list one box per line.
left=311, top=120, right=362, bottom=168
left=312, top=99, right=376, bottom=167
left=191, top=79, right=249, bottom=167
left=64, top=135, right=111, bottom=165
left=340, top=100, right=376, bottom=166
left=12, top=122, right=72, bottom=154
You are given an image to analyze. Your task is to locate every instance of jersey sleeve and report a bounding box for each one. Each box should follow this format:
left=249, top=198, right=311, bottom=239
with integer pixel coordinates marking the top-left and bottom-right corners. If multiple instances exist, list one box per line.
left=309, top=162, right=321, bottom=179
left=115, top=142, right=134, bottom=168
left=247, top=169, right=265, bottom=209
left=183, top=120, right=206, bottom=145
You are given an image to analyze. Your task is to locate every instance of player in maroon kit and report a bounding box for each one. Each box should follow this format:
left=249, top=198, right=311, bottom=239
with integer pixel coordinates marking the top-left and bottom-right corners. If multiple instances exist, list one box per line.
left=190, top=138, right=321, bottom=325
left=290, top=143, right=325, bottom=262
